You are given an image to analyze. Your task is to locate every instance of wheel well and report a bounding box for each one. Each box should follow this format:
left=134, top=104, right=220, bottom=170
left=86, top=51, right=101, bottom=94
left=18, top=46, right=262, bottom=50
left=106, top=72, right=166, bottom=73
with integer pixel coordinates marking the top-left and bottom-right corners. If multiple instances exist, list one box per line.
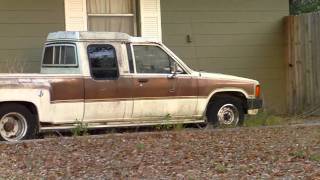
left=0, top=101, right=39, bottom=117
left=207, top=91, right=248, bottom=112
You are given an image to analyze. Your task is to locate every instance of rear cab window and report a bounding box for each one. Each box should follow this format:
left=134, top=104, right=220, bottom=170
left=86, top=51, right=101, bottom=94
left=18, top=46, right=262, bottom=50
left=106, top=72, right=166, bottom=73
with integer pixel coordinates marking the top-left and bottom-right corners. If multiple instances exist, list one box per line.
left=42, top=44, right=77, bottom=67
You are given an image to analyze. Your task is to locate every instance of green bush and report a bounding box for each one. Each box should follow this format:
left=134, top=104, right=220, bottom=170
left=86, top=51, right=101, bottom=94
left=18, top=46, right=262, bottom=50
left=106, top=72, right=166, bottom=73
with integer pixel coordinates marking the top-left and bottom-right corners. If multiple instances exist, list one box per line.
left=291, top=0, right=320, bottom=15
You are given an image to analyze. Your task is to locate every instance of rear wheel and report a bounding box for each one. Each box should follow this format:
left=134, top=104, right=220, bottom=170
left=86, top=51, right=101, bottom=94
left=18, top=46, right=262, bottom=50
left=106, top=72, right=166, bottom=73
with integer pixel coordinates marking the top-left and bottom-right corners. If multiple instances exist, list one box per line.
left=207, top=96, right=244, bottom=128
left=0, top=104, right=38, bottom=141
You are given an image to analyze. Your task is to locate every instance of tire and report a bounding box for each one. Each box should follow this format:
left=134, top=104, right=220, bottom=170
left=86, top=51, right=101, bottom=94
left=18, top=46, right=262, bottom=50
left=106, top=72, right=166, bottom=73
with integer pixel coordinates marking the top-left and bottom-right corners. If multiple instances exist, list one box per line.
left=206, top=96, right=244, bottom=128
left=0, top=103, right=38, bottom=141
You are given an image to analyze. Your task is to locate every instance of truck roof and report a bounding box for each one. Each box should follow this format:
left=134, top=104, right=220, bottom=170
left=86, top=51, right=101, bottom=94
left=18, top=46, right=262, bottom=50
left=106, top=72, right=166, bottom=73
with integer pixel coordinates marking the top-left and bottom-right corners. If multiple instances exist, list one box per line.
left=47, top=31, right=160, bottom=43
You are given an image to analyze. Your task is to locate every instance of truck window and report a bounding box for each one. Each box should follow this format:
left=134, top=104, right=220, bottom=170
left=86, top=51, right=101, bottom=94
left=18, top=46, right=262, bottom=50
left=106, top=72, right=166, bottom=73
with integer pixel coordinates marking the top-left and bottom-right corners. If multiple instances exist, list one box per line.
left=87, top=44, right=119, bottom=80
left=42, top=45, right=77, bottom=67
left=133, top=45, right=173, bottom=74
left=43, top=47, right=53, bottom=64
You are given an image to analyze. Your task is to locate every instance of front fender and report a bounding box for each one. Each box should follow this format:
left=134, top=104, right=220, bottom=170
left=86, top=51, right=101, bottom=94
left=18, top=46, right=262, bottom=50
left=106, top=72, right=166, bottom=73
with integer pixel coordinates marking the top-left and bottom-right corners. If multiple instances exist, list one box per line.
left=197, top=88, right=250, bottom=117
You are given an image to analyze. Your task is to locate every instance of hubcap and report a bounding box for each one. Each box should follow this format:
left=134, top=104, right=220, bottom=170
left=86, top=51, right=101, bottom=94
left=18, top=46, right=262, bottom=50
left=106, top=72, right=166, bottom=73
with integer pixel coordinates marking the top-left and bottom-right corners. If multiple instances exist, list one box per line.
left=217, top=104, right=239, bottom=126
left=0, top=113, right=28, bottom=141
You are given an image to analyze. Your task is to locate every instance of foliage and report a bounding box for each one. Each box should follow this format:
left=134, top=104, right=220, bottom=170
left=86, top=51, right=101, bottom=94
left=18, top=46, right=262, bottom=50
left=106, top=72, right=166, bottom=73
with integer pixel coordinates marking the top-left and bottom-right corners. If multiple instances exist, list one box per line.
left=309, top=154, right=320, bottom=162
left=214, top=163, right=228, bottom=174
left=289, top=150, right=307, bottom=159
left=155, top=114, right=185, bottom=131
left=290, top=0, right=320, bottom=15
left=71, top=119, right=89, bottom=136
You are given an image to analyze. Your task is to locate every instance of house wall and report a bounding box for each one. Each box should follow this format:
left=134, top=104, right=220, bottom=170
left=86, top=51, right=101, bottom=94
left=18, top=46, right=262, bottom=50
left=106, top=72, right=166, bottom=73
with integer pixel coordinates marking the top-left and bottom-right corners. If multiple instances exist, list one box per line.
left=161, top=0, right=289, bottom=113
left=0, top=0, right=65, bottom=73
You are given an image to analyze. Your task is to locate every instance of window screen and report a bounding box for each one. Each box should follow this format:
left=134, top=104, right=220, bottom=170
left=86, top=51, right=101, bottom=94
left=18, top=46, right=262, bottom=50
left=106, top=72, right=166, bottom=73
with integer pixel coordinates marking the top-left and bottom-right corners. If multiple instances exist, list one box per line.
left=87, top=44, right=119, bottom=80
left=42, top=45, right=77, bottom=66
left=133, top=45, right=173, bottom=74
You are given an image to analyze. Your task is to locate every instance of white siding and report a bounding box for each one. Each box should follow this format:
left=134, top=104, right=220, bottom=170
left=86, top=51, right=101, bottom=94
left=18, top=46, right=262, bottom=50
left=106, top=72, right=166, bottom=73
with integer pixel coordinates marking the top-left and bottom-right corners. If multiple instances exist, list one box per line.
left=64, top=0, right=87, bottom=31
left=140, top=0, right=162, bottom=41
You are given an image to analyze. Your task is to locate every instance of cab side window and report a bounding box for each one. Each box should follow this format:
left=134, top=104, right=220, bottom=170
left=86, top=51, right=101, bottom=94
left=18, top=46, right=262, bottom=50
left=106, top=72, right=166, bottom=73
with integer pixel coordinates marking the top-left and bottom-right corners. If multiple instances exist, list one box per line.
left=87, top=44, right=119, bottom=80
left=133, top=45, right=173, bottom=74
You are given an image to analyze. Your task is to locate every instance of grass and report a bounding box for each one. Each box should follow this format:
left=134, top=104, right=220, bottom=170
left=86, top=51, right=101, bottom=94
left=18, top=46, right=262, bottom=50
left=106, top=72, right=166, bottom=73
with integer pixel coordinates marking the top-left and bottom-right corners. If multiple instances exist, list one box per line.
left=309, top=154, right=320, bottom=162
left=136, top=143, right=145, bottom=151
left=244, top=111, right=290, bottom=127
left=289, top=150, right=320, bottom=162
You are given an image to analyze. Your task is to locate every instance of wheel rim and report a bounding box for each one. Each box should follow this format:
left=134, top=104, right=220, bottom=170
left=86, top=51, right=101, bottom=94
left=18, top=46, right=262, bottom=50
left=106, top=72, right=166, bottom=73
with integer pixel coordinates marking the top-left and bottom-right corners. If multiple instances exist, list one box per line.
left=0, top=112, right=28, bottom=141
left=217, top=104, right=239, bottom=126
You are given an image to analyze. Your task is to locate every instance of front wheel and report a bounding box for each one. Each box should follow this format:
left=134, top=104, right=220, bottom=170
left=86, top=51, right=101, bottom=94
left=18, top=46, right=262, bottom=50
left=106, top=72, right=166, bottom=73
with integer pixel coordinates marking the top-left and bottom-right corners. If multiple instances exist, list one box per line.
left=207, top=96, right=244, bottom=128
left=0, top=104, right=38, bottom=142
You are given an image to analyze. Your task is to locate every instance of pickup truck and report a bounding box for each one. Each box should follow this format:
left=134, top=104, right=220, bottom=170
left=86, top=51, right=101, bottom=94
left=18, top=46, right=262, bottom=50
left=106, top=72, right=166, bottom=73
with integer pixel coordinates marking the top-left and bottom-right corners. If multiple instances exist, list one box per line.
left=0, top=31, right=262, bottom=141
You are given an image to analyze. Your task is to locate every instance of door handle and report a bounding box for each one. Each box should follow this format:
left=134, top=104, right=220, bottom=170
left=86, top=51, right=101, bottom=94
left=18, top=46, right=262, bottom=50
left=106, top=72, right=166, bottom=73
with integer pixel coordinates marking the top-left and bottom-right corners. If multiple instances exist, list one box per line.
left=138, top=79, right=149, bottom=83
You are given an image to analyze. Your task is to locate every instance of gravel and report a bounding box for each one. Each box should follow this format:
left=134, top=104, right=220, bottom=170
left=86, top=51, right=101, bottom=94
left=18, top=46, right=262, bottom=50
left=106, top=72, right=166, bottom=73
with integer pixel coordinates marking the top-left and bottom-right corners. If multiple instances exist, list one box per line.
left=0, top=125, right=320, bottom=179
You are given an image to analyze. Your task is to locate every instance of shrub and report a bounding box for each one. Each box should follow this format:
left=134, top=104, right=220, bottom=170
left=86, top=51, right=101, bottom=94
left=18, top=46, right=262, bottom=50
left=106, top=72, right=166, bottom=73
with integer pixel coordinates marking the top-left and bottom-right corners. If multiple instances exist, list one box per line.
left=290, top=0, right=320, bottom=15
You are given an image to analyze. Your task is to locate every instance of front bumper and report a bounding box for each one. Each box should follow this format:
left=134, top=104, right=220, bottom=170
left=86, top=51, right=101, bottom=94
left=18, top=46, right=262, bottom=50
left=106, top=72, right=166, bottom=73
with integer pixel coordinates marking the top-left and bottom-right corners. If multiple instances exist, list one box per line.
left=246, top=99, right=263, bottom=115
left=247, top=99, right=263, bottom=110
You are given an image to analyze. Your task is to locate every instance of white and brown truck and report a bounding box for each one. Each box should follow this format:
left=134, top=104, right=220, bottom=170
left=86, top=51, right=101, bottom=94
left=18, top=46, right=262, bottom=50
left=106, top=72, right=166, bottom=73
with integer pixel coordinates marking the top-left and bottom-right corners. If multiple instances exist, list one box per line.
left=0, top=31, right=262, bottom=141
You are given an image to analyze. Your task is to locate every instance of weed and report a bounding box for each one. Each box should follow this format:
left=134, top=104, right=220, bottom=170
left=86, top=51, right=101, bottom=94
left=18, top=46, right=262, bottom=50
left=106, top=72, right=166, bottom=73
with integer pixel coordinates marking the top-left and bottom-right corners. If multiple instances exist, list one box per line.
left=173, top=123, right=185, bottom=131
left=289, top=150, right=307, bottom=159
left=136, top=143, right=145, bottom=151
left=215, top=163, right=227, bottom=173
left=156, top=114, right=174, bottom=131
left=4, top=58, right=27, bottom=73
left=71, top=119, right=89, bottom=136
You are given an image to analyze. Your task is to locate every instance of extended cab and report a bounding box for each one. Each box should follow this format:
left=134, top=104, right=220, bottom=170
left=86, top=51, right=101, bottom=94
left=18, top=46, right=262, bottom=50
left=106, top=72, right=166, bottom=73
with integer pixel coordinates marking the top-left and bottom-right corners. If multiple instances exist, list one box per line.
left=0, top=31, right=262, bottom=141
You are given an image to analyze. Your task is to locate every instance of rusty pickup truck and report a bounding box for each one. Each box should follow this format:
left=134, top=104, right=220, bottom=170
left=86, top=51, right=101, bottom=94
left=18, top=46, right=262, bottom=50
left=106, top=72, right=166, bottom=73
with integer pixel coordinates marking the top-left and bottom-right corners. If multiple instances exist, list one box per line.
left=0, top=31, right=262, bottom=141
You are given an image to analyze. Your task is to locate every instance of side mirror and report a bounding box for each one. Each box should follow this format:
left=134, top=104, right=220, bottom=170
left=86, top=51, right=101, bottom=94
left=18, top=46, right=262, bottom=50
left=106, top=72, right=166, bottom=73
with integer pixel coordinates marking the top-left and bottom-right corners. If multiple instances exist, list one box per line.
left=171, top=62, right=178, bottom=75
left=168, top=62, right=183, bottom=79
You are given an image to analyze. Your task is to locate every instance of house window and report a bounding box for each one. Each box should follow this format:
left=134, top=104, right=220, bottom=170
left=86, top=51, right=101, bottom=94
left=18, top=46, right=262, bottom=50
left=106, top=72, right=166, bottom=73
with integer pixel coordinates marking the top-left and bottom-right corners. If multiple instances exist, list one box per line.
left=87, top=0, right=137, bottom=36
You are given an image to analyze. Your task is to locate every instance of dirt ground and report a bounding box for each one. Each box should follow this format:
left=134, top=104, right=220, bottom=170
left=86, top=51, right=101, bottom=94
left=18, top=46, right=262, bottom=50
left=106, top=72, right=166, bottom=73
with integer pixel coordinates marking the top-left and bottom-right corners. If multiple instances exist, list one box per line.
left=0, top=125, right=320, bottom=179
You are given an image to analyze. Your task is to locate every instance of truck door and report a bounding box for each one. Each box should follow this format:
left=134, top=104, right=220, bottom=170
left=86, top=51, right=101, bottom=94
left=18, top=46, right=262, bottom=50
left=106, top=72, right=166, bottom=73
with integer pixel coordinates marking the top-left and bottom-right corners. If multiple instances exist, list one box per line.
left=130, top=44, right=198, bottom=119
left=83, top=43, right=133, bottom=123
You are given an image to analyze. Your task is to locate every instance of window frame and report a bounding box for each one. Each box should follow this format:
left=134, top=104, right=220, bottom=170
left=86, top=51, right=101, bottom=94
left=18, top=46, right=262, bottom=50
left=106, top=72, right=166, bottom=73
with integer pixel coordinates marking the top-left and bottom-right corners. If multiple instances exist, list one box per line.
left=131, top=43, right=189, bottom=75
left=86, top=0, right=138, bottom=36
left=87, top=44, right=120, bottom=80
left=41, top=44, right=78, bottom=68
